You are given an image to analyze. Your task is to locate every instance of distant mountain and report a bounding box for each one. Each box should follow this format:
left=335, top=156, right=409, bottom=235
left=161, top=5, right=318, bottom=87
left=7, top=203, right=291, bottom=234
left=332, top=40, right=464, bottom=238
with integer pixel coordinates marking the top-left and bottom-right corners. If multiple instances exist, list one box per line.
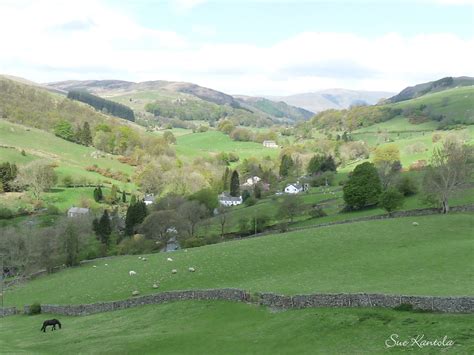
left=1, top=74, right=67, bottom=95
left=48, top=80, right=313, bottom=125
left=385, top=76, right=474, bottom=104
left=235, top=96, right=314, bottom=121
left=267, top=89, right=394, bottom=113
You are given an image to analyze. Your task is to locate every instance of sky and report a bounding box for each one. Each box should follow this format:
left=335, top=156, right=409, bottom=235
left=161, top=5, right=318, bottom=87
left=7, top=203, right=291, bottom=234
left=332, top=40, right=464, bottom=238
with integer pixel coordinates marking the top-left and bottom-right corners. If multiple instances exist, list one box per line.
left=0, top=0, right=473, bottom=95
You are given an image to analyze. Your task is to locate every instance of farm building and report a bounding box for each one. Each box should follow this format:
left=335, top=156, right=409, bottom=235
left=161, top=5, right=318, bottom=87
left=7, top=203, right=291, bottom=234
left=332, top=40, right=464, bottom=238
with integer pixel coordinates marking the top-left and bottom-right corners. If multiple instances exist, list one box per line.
left=262, top=140, right=278, bottom=148
left=144, top=194, right=155, bottom=206
left=218, top=192, right=243, bottom=206
left=67, top=207, right=90, bottom=218
left=284, top=183, right=309, bottom=194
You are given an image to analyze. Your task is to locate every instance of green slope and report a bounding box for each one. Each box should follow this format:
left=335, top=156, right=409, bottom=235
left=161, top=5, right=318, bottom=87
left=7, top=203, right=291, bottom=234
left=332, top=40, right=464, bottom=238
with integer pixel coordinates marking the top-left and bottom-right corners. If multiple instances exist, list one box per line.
left=5, top=213, right=473, bottom=307
left=3, top=302, right=473, bottom=354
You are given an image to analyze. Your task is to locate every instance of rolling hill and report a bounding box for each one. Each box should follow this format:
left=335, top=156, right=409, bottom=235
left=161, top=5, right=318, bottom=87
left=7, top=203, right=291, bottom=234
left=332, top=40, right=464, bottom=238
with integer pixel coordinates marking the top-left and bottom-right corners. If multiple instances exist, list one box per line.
left=47, top=79, right=314, bottom=125
left=386, top=76, right=474, bottom=104
left=266, top=88, right=394, bottom=113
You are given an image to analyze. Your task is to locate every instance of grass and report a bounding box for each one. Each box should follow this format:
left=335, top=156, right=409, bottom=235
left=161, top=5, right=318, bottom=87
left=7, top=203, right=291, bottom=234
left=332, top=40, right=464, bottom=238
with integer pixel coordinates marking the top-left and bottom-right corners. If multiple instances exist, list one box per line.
left=5, top=213, right=473, bottom=307
left=175, top=130, right=280, bottom=161
left=2, top=301, right=473, bottom=354
left=0, top=120, right=136, bottom=191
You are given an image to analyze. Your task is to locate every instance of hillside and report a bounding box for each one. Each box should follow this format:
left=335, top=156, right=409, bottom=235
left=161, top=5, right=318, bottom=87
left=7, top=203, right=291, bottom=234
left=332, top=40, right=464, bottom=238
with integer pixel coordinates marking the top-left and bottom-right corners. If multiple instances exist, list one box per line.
left=311, top=86, right=474, bottom=131
left=267, top=89, right=394, bottom=113
left=386, top=76, right=474, bottom=104
left=47, top=80, right=312, bottom=125
left=235, top=96, right=314, bottom=120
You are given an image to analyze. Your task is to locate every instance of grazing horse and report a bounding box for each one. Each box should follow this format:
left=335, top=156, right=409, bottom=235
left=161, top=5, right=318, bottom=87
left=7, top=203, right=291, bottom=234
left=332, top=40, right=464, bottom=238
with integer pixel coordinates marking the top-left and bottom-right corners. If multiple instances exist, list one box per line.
left=41, top=319, right=62, bottom=332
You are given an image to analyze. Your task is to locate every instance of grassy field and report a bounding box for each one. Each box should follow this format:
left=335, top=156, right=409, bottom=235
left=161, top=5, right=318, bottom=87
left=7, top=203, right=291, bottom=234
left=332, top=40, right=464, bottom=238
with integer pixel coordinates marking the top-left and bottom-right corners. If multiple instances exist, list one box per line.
left=0, top=120, right=136, bottom=189
left=175, top=130, right=280, bottom=161
left=3, top=301, right=473, bottom=354
left=5, top=213, right=473, bottom=307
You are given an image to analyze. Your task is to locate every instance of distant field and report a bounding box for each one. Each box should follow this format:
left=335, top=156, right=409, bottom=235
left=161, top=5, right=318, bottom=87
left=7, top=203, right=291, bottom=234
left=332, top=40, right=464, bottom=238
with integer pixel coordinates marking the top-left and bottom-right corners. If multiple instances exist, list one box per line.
left=5, top=213, right=473, bottom=307
left=3, top=301, right=473, bottom=354
left=175, top=130, right=280, bottom=161
left=354, top=116, right=439, bottom=133
left=0, top=120, right=137, bottom=191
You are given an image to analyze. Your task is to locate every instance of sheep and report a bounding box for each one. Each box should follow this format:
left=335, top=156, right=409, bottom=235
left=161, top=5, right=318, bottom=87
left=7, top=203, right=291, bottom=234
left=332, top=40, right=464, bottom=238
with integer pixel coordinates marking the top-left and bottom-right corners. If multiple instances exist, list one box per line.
left=132, top=290, right=140, bottom=296
left=104, top=263, right=108, bottom=266
left=152, top=283, right=160, bottom=289
left=184, top=249, right=188, bottom=253
left=188, top=267, right=195, bottom=272
left=171, top=269, right=177, bottom=274
left=142, top=257, right=147, bottom=261
left=129, top=270, right=137, bottom=276
left=412, top=222, right=419, bottom=226
left=138, top=256, right=142, bottom=260
left=167, top=257, right=173, bottom=262
left=92, top=265, right=97, bottom=268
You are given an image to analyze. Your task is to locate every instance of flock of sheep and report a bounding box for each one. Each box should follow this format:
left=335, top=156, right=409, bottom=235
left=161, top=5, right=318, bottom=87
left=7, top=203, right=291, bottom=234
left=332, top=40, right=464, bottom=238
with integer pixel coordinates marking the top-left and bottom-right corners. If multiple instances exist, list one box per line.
left=125, top=254, right=196, bottom=296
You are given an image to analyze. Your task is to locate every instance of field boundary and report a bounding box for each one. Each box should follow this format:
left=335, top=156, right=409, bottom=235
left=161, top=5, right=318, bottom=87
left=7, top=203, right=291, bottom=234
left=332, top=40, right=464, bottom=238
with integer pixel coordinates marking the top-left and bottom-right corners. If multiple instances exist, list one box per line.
left=3, top=288, right=472, bottom=317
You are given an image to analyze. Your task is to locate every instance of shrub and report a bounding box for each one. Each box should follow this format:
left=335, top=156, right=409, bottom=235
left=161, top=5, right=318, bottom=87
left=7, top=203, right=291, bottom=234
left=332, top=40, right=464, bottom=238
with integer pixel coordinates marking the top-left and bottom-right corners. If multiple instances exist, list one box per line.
left=46, top=205, right=60, bottom=215
left=0, top=207, right=14, bottom=219
left=245, top=196, right=257, bottom=206
left=378, top=188, right=404, bottom=215
left=397, top=176, right=418, bottom=196
left=343, top=162, right=382, bottom=209
left=29, top=302, right=42, bottom=315
left=309, top=206, right=327, bottom=218
left=310, top=171, right=335, bottom=187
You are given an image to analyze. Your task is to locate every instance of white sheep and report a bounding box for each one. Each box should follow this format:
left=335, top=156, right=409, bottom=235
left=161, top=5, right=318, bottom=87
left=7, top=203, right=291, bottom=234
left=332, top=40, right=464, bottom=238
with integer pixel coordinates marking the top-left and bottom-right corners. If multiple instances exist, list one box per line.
left=171, top=269, right=177, bottom=274
left=167, top=257, right=173, bottom=262
left=92, top=265, right=97, bottom=268
left=412, top=222, right=419, bottom=226
left=188, top=267, right=195, bottom=272
left=152, top=283, right=159, bottom=289
left=104, top=263, right=108, bottom=266
left=142, top=257, right=147, bottom=261
left=184, top=249, right=188, bottom=253
left=138, top=256, right=142, bottom=260
left=129, top=270, right=137, bottom=276
left=132, top=290, right=140, bottom=296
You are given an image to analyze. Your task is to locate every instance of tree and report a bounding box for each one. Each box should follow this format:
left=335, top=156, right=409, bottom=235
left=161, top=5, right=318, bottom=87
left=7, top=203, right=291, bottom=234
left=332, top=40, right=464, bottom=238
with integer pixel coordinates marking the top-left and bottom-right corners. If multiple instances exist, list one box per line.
left=343, top=162, right=382, bottom=209
left=177, top=201, right=207, bottom=239
left=0, top=162, right=18, bottom=192
left=54, top=120, right=75, bottom=141
left=230, top=170, right=240, bottom=197
left=307, top=155, right=337, bottom=176
left=163, top=131, right=176, bottom=145
left=125, top=200, right=147, bottom=235
left=277, top=195, right=301, bottom=223
left=222, top=167, right=230, bottom=191
left=373, top=144, right=400, bottom=165
left=378, top=188, right=404, bottom=216
left=189, top=188, right=218, bottom=212
left=93, top=210, right=112, bottom=245
left=140, top=210, right=178, bottom=243
left=253, top=183, right=262, bottom=199
left=81, top=122, right=93, bottom=146
left=217, top=206, right=231, bottom=239
left=279, top=154, right=294, bottom=178
left=15, top=160, right=57, bottom=200
left=64, top=222, right=80, bottom=266
left=122, top=190, right=127, bottom=203
left=423, top=142, right=473, bottom=213
left=109, top=184, right=118, bottom=204
left=397, top=176, right=418, bottom=196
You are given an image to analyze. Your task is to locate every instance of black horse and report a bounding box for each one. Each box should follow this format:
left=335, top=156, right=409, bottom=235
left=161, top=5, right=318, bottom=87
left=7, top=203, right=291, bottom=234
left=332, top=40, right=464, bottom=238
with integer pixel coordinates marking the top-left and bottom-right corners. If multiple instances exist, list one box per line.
left=41, top=319, right=62, bottom=332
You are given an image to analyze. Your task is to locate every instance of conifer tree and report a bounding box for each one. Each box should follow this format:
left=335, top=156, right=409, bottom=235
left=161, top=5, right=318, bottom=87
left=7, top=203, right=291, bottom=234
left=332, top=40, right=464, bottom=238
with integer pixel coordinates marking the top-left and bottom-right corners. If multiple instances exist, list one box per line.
left=230, top=170, right=240, bottom=197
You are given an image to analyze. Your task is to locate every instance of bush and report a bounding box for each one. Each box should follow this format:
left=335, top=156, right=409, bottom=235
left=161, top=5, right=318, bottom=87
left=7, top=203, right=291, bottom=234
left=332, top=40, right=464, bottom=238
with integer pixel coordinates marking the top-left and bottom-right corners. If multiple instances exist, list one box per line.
left=0, top=207, right=14, bottom=219
left=343, top=162, right=382, bottom=209
left=310, top=171, right=335, bottom=187
left=29, top=302, right=42, bottom=315
left=245, top=196, right=257, bottom=206
left=309, top=206, right=327, bottom=218
left=397, top=176, right=418, bottom=196
left=46, top=205, right=61, bottom=215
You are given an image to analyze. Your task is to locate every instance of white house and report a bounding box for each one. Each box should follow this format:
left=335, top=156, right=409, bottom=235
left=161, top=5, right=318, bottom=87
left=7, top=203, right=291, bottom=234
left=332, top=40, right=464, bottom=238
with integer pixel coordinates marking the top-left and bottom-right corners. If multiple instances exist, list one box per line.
left=242, top=176, right=261, bottom=187
left=218, top=192, right=243, bottom=206
left=144, top=194, right=154, bottom=206
left=262, top=140, right=278, bottom=148
left=67, top=207, right=90, bottom=218
left=284, top=183, right=309, bottom=194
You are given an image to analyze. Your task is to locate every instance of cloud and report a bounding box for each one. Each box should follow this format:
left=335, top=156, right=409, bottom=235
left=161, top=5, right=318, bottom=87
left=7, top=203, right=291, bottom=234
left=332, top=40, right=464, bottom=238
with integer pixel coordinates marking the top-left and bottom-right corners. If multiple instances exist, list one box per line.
left=0, top=1, right=472, bottom=95
left=171, top=0, right=207, bottom=11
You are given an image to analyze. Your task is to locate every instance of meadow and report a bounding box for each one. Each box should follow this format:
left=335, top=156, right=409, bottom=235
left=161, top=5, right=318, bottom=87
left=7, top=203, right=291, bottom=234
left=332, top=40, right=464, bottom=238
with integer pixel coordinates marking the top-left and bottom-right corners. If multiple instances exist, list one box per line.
left=2, top=301, right=473, bottom=354
left=5, top=213, right=473, bottom=307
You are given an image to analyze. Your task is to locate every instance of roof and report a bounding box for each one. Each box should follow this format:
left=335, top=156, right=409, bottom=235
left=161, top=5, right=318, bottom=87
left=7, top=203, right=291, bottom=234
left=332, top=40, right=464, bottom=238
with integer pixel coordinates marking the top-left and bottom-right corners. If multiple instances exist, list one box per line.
left=68, top=207, right=90, bottom=214
left=144, top=194, right=154, bottom=202
left=286, top=183, right=303, bottom=190
left=218, top=193, right=242, bottom=202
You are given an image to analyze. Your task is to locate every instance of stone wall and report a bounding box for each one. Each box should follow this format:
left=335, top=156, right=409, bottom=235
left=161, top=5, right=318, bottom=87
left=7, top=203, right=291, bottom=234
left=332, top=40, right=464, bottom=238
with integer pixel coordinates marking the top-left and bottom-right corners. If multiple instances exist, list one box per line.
left=0, top=307, right=18, bottom=317
left=21, top=289, right=474, bottom=317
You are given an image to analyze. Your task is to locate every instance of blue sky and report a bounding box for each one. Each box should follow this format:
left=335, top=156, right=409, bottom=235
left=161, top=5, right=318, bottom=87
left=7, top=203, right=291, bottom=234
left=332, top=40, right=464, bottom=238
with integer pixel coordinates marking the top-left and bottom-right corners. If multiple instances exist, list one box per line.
left=0, top=0, right=473, bottom=95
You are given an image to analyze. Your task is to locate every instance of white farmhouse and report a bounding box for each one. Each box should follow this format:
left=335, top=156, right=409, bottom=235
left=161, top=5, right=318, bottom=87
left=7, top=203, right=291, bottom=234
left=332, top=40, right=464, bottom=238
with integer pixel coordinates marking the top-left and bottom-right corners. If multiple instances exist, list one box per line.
left=67, top=207, right=90, bottom=218
left=262, top=140, right=278, bottom=148
left=284, top=183, right=309, bottom=194
left=144, top=194, right=155, bottom=206
left=218, top=192, right=243, bottom=207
